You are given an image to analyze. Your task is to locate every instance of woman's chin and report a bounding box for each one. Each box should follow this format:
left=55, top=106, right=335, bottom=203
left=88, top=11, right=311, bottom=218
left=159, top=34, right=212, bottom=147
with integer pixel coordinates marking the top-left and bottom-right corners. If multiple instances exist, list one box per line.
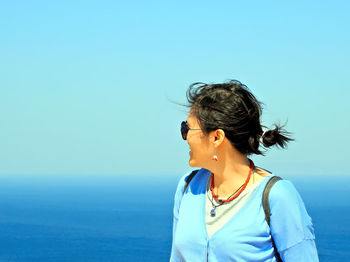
left=189, top=159, right=198, bottom=167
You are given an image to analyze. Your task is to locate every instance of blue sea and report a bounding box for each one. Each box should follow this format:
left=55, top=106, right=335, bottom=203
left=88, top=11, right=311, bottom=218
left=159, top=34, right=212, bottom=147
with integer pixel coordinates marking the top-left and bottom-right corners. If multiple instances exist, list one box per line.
left=0, top=174, right=349, bottom=261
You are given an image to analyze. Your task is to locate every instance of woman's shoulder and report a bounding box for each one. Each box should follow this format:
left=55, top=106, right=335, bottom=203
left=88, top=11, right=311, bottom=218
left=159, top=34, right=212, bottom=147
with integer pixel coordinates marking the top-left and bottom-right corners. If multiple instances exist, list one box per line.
left=268, top=178, right=312, bottom=223
left=175, top=168, right=211, bottom=195
left=253, top=166, right=300, bottom=201
left=268, top=178, right=315, bottom=253
left=178, top=168, right=210, bottom=183
left=269, top=178, right=302, bottom=202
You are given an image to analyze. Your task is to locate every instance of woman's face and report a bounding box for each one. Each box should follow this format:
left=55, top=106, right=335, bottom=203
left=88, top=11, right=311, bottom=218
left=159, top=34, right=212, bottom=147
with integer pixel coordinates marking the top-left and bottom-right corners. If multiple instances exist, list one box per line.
left=186, top=114, right=212, bottom=167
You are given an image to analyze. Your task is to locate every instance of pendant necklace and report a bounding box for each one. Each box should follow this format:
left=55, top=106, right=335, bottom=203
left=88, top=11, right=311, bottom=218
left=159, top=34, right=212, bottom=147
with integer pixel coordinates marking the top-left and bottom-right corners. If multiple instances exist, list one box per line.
left=209, top=184, right=244, bottom=217
left=209, top=159, right=255, bottom=217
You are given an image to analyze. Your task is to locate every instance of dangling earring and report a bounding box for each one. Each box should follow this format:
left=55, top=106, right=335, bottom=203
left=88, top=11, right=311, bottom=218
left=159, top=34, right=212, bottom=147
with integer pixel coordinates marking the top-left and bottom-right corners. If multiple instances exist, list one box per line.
left=212, top=148, right=218, bottom=161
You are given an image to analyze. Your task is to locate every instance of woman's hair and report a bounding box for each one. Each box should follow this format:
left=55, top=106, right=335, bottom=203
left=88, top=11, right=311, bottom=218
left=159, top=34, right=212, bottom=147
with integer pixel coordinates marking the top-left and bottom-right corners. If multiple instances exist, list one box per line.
left=186, top=80, right=293, bottom=155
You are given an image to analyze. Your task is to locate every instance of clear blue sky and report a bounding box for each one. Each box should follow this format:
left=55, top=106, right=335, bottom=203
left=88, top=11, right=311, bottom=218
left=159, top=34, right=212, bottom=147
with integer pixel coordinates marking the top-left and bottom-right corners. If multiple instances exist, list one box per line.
left=1, top=0, right=349, bottom=176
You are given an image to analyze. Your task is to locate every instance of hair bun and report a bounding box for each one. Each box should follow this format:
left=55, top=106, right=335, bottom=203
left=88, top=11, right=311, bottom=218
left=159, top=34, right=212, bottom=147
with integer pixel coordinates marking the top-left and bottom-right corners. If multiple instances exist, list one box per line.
left=261, top=125, right=294, bottom=148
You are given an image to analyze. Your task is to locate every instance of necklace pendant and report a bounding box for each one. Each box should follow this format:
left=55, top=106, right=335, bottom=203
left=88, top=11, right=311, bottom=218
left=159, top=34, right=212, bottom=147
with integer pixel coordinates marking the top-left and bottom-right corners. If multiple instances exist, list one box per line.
left=210, top=208, right=216, bottom=217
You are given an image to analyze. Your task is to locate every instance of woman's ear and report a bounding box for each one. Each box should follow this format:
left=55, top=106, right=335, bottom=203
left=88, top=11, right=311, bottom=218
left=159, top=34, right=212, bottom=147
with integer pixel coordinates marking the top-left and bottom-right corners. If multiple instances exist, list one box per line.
left=210, top=129, right=225, bottom=147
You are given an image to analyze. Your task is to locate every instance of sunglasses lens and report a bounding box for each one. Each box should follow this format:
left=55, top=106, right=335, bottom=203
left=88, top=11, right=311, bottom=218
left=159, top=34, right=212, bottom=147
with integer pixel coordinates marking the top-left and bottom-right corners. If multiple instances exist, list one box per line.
left=181, top=121, right=188, bottom=140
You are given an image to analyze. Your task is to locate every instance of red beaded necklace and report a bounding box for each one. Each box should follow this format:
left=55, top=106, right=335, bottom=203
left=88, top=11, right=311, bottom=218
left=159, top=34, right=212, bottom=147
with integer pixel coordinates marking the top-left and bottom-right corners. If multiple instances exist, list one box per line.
left=210, top=159, right=255, bottom=203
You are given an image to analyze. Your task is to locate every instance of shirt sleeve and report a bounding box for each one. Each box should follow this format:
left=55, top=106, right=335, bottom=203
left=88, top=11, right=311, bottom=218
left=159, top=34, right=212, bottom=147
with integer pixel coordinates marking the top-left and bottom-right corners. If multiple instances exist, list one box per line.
left=169, top=174, right=187, bottom=262
left=268, top=180, right=319, bottom=262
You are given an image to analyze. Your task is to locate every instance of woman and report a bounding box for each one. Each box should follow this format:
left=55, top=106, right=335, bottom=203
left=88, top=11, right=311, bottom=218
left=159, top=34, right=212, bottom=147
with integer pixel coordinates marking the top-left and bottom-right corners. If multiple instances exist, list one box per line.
left=170, top=80, right=318, bottom=261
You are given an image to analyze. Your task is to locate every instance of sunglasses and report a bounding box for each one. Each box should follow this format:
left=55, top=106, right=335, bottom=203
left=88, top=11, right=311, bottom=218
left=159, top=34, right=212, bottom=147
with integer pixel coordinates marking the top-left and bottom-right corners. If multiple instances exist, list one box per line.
left=181, top=121, right=201, bottom=140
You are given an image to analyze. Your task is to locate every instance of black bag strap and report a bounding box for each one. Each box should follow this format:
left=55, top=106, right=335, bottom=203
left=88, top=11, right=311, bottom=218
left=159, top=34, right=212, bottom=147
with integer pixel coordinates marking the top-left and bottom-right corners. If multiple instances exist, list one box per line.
left=262, top=176, right=283, bottom=262
left=183, top=169, right=199, bottom=193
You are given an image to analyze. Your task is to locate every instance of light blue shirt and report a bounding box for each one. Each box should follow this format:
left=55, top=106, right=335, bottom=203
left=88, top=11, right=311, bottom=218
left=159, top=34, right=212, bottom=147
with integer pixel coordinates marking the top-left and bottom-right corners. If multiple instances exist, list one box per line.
left=170, top=169, right=319, bottom=261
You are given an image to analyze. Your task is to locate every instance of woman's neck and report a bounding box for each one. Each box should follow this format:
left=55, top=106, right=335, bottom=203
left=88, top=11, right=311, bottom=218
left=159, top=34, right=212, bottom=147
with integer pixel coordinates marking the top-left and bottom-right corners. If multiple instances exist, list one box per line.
left=209, top=147, right=252, bottom=198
